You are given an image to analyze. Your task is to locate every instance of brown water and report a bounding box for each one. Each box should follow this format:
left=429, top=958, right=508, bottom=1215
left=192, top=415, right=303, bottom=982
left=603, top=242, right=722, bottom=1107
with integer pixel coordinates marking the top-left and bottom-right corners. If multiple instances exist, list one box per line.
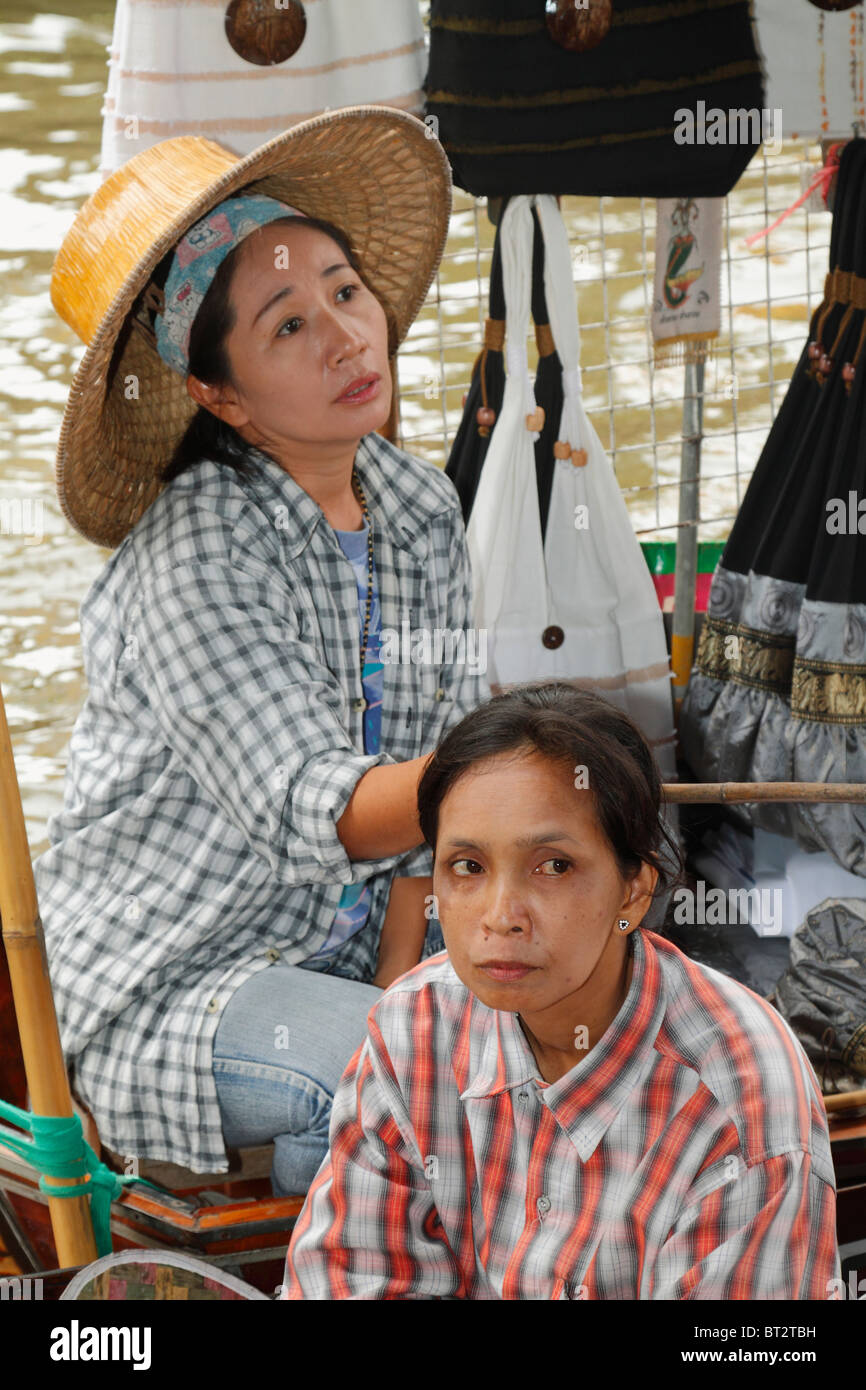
left=0, top=0, right=831, bottom=852
left=1, top=0, right=113, bottom=851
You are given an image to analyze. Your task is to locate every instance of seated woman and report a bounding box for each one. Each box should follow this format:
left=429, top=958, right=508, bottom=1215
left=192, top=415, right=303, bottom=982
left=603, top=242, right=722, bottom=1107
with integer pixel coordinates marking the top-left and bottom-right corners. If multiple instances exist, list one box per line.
left=36, top=109, right=488, bottom=1195
left=284, top=682, right=841, bottom=1300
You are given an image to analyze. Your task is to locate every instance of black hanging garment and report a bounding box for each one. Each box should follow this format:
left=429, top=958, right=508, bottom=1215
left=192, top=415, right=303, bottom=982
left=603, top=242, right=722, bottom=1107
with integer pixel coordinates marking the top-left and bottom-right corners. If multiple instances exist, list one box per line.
left=423, top=0, right=766, bottom=197
left=529, top=204, right=564, bottom=542
left=446, top=203, right=564, bottom=541
left=680, top=138, right=866, bottom=876
left=445, top=206, right=507, bottom=523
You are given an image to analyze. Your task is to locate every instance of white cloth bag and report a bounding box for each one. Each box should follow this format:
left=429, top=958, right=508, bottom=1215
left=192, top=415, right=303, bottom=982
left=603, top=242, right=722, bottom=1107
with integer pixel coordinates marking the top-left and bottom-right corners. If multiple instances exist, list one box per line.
left=100, top=0, right=426, bottom=178
left=465, top=197, right=549, bottom=692
left=467, top=194, right=676, bottom=775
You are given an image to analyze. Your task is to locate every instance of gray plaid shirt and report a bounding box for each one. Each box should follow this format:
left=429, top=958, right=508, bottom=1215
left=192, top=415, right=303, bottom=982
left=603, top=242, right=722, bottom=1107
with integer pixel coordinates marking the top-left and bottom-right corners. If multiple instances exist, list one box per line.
left=35, top=432, right=491, bottom=1172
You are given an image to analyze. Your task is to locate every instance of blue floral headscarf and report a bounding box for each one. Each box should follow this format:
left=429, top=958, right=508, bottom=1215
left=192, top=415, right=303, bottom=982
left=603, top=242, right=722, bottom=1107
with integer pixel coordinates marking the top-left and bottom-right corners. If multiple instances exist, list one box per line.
left=154, top=194, right=304, bottom=376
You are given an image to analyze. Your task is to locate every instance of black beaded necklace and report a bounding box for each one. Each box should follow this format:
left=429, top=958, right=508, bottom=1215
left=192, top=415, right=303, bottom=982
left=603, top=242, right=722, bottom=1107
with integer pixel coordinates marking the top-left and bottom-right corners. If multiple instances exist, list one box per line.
left=351, top=463, right=374, bottom=684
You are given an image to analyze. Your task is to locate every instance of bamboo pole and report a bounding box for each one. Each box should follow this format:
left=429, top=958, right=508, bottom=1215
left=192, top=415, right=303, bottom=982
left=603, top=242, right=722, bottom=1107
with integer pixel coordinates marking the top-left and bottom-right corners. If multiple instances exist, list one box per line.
left=663, top=781, right=866, bottom=804
left=0, top=680, right=97, bottom=1267
left=824, top=1088, right=866, bottom=1114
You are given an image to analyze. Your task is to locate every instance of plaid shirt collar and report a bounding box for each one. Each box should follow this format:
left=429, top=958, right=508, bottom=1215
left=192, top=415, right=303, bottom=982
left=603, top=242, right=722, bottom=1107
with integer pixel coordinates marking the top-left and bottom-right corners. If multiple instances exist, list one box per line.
left=239, top=433, right=435, bottom=562
left=460, top=929, right=667, bottom=1161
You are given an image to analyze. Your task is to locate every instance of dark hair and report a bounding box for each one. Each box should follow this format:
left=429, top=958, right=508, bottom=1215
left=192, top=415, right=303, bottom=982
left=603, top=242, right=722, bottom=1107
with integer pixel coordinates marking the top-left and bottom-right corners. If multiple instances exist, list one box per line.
left=417, top=682, right=681, bottom=900
left=159, top=214, right=393, bottom=482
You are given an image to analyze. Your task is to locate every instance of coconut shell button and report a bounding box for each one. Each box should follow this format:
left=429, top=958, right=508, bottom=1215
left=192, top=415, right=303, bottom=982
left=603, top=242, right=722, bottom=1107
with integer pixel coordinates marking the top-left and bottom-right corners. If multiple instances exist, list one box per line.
left=545, top=0, right=613, bottom=52
left=225, top=0, right=307, bottom=66
left=542, top=625, right=565, bottom=649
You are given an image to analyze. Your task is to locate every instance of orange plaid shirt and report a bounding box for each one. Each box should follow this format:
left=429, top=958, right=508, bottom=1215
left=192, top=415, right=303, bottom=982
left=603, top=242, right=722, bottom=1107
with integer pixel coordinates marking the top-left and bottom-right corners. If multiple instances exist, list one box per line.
left=284, top=929, right=840, bottom=1300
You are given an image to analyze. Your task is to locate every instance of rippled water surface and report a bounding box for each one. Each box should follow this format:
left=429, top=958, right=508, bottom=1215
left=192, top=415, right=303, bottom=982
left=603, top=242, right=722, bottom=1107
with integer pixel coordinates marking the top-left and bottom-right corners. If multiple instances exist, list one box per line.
left=2, top=0, right=113, bottom=850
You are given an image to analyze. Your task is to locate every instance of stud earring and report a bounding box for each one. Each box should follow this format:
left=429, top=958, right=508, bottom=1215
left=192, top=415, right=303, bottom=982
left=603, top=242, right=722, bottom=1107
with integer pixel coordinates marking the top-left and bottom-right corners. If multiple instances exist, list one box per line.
left=617, top=919, right=630, bottom=931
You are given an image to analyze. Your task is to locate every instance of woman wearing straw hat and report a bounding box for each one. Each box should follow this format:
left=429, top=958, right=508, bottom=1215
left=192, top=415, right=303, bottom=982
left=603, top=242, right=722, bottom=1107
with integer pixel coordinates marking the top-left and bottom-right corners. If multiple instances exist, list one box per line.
left=35, top=107, right=490, bottom=1194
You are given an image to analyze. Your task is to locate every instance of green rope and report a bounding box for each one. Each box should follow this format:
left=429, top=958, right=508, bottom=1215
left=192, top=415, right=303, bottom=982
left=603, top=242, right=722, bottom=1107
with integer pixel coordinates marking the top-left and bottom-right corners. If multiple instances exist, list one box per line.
left=0, top=1097, right=163, bottom=1256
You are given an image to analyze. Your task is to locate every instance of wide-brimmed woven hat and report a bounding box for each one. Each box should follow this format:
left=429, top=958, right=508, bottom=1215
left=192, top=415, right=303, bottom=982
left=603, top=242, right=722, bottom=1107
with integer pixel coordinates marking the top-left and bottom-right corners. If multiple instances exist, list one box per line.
left=50, top=106, right=453, bottom=548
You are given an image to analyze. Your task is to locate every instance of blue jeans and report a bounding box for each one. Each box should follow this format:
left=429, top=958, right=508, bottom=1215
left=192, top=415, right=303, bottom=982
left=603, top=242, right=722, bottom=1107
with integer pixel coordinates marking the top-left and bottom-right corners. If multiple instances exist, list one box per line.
left=212, top=962, right=381, bottom=1197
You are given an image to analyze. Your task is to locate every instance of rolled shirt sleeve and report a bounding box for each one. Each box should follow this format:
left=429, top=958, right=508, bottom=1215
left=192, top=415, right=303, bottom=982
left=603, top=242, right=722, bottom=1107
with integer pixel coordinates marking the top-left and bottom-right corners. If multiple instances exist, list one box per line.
left=134, top=558, right=403, bottom=886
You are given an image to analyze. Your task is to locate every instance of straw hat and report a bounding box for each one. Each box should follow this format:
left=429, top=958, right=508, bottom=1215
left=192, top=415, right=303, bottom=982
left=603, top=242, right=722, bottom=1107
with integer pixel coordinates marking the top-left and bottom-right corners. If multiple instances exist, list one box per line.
left=51, top=106, right=453, bottom=548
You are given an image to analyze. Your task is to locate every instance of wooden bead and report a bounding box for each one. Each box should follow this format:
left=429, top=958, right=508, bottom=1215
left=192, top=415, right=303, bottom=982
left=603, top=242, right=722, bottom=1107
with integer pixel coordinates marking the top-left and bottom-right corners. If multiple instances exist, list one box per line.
left=476, top=406, right=496, bottom=428
left=842, top=362, right=856, bottom=382
left=526, top=407, right=545, bottom=431
left=553, top=440, right=572, bottom=459
left=807, top=341, right=823, bottom=361
left=819, top=354, right=833, bottom=374
left=571, top=448, right=588, bottom=468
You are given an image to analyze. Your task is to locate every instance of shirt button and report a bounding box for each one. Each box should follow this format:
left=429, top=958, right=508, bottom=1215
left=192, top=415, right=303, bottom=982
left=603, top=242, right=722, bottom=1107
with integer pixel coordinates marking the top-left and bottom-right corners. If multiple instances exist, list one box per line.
left=518, top=1091, right=529, bottom=1102
left=206, top=998, right=220, bottom=1014
left=265, top=947, right=281, bottom=963
left=352, top=697, right=366, bottom=711
left=536, top=1194, right=551, bottom=1216
left=434, top=687, right=445, bottom=701
left=542, top=625, right=565, bottom=649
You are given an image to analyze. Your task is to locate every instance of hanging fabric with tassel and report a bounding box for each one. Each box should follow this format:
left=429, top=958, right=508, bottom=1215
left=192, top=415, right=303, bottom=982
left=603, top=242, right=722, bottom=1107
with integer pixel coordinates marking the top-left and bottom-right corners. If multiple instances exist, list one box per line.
left=530, top=203, right=564, bottom=543
left=679, top=137, right=866, bottom=875
left=465, top=194, right=676, bottom=776
left=446, top=206, right=508, bottom=522
left=447, top=202, right=564, bottom=541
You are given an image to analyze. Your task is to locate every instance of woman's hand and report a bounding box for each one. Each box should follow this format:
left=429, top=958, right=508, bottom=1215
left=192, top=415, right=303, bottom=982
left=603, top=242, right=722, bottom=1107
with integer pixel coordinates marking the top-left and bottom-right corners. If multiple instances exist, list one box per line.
left=372, top=875, right=435, bottom=990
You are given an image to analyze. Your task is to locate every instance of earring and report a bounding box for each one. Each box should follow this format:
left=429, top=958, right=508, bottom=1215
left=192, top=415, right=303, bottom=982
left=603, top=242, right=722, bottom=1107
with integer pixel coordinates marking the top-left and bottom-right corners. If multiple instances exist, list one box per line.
left=617, top=919, right=630, bottom=932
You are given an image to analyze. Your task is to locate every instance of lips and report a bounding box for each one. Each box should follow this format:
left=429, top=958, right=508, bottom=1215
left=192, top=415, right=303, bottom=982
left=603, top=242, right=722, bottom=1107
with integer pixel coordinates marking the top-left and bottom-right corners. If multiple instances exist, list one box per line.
left=476, top=959, right=537, bottom=982
left=335, top=373, right=381, bottom=403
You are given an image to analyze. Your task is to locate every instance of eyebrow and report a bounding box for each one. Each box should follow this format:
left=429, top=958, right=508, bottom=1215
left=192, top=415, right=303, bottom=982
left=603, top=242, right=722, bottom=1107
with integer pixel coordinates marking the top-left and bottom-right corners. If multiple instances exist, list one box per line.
left=441, top=831, right=576, bottom=852
left=252, top=263, right=351, bottom=327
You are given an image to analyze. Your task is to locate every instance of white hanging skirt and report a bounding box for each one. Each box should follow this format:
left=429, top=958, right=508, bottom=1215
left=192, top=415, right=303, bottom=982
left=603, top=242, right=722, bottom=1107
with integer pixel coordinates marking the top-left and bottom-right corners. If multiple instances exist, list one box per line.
left=100, top=0, right=427, bottom=178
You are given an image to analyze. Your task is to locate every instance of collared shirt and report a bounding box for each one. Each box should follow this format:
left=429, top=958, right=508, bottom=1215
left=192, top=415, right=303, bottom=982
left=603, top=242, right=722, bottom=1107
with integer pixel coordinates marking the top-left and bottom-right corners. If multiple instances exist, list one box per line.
left=35, top=432, right=491, bottom=1173
left=284, top=929, right=840, bottom=1300
left=309, top=519, right=383, bottom=962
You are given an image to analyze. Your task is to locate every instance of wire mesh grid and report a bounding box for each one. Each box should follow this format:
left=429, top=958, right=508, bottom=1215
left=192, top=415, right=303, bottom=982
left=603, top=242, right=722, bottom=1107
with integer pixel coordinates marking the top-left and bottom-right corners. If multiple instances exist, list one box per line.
left=392, top=136, right=834, bottom=549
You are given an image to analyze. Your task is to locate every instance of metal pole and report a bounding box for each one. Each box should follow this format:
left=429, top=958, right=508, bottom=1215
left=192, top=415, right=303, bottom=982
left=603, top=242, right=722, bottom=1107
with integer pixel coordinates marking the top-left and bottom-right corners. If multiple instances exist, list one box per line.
left=671, top=358, right=705, bottom=711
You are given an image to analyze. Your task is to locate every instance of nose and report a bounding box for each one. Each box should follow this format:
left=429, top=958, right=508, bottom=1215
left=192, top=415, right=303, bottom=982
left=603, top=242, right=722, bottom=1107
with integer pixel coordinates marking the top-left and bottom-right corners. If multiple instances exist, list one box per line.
left=322, top=304, right=369, bottom=369
left=479, top=873, right=532, bottom=938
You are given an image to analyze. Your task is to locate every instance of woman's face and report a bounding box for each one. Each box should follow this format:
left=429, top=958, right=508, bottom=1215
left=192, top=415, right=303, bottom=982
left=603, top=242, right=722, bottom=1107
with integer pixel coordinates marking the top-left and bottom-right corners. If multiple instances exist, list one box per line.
left=200, top=220, right=392, bottom=453
left=433, top=748, right=656, bottom=1018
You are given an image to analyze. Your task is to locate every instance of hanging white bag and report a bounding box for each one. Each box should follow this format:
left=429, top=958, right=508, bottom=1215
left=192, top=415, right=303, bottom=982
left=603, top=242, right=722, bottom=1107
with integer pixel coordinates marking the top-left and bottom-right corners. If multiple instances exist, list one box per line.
left=465, top=196, right=550, bottom=692
left=467, top=193, right=676, bottom=775
left=533, top=194, right=676, bottom=775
